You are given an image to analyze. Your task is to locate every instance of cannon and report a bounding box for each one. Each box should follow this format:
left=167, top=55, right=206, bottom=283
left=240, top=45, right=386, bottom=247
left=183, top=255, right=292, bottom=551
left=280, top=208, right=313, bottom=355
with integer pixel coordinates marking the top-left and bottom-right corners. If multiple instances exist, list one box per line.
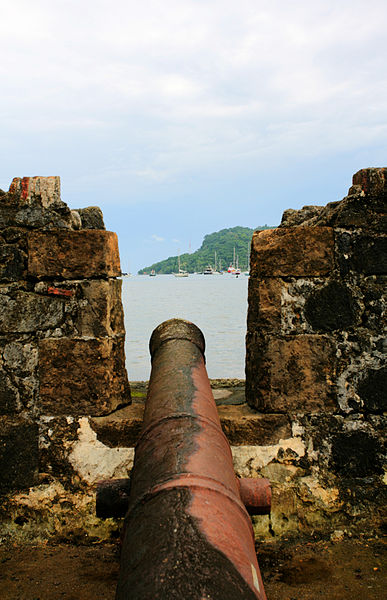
left=97, top=319, right=270, bottom=599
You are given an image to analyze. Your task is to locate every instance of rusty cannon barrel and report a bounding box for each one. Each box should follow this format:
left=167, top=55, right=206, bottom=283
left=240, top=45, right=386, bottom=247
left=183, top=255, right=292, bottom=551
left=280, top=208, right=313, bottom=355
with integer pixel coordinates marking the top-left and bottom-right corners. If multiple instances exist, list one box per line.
left=115, top=318, right=269, bottom=600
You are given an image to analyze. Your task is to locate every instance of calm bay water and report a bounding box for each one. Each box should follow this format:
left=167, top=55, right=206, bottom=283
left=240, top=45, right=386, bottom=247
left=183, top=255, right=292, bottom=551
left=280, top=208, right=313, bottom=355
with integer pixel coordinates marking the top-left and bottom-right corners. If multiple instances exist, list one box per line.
left=121, top=274, right=249, bottom=381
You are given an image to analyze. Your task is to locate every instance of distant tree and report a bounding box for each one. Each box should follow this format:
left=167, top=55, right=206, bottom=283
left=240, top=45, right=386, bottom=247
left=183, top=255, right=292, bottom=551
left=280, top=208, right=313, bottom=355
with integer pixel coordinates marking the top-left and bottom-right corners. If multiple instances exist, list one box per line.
left=138, top=225, right=275, bottom=274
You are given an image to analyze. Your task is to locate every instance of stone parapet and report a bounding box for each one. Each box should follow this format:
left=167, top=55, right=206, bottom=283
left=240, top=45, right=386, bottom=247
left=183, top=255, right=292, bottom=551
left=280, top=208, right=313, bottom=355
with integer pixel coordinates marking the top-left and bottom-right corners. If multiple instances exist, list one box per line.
left=244, top=168, right=386, bottom=537
left=246, top=168, right=387, bottom=416
left=0, top=176, right=130, bottom=499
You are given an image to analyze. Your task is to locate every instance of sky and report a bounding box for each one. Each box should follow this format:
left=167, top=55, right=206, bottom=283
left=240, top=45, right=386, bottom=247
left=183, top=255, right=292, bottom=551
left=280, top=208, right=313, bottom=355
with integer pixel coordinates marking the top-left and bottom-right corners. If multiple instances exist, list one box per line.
left=1, top=0, right=386, bottom=273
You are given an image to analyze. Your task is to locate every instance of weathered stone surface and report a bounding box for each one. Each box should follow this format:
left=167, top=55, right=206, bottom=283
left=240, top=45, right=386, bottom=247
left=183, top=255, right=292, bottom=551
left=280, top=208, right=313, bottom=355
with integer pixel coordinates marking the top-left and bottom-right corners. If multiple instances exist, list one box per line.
left=0, top=416, right=38, bottom=492
left=231, top=437, right=306, bottom=477
left=247, top=277, right=282, bottom=332
left=38, top=338, right=130, bottom=416
left=3, top=341, right=38, bottom=372
left=0, top=342, right=39, bottom=414
left=280, top=205, right=323, bottom=227
left=0, top=244, right=25, bottom=281
left=349, top=235, right=387, bottom=275
left=0, top=290, right=63, bottom=333
left=360, top=276, right=387, bottom=331
left=28, top=230, right=121, bottom=279
left=352, top=167, right=387, bottom=198
left=218, top=406, right=291, bottom=445
left=246, top=335, right=337, bottom=413
left=357, top=367, right=387, bottom=413
left=304, top=281, right=360, bottom=332
left=39, top=415, right=84, bottom=483
left=68, top=418, right=134, bottom=484
left=0, top=371, right=20, bottom=415
left=77, top=207, right=105, bottom=230
left=73, top=279, right=125, bottom=337
left=9, top=176, right=62, bottom=207
left=250, top=227, right=334, bottom=277
left=330, top=430, right=384, bottom=478
left=2, top=177, right=76, bottom=230
left=280, top=278, right=324, bottom=334
left=337, top=231, right=387, bottom=276
left=2, top=227, right=28, bottom=246
left=280, top=169, right=387, bottom=231
left=90, top=402, right=291, bottom=447
left=90, top=404, right=145, bottom=448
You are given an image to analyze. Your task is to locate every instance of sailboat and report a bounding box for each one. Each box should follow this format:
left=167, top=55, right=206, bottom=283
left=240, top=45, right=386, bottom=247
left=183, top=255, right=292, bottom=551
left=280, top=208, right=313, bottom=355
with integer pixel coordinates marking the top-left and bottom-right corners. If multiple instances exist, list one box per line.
left=213, top=251, right=222, bottom=274
left=228, top=247, right=237, bottom=273
left=174, top=252, right=189, bottom=277
left=235, top=254, right=241, bottom=276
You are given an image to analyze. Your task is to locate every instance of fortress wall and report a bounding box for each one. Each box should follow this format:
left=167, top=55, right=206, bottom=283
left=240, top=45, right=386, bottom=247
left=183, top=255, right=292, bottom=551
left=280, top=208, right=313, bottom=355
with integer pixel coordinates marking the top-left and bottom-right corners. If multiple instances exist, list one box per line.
left=246, top=168, right=386, bottom=536
left=0, top=177, right=131, bottom=542
left=0, top=171, right=385, bottom=544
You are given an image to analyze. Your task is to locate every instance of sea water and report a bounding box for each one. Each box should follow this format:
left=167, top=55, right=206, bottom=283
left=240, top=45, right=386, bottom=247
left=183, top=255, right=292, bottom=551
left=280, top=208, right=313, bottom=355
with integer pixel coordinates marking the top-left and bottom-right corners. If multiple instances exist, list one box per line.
left=121, top=273, right=249, bottom=381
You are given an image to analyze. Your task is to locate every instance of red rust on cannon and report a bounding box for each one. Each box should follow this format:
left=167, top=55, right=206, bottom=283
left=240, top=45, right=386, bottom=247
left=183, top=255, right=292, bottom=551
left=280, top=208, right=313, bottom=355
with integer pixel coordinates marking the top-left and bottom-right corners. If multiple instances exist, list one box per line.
left=115, top=319, right=269, bottom=600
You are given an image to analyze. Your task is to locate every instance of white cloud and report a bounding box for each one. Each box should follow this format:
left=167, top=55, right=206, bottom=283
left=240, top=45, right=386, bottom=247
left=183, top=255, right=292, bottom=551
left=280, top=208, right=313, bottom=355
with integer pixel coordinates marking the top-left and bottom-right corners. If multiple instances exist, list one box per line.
left=0, top=0, right=386, bottom=191
left=151, top=234, right=165, bottom=242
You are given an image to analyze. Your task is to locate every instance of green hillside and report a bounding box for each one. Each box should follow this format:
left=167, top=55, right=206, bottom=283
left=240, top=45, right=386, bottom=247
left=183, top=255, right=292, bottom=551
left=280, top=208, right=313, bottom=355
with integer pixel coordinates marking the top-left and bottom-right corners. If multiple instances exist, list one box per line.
left=138, top=225, right=273, bottom=274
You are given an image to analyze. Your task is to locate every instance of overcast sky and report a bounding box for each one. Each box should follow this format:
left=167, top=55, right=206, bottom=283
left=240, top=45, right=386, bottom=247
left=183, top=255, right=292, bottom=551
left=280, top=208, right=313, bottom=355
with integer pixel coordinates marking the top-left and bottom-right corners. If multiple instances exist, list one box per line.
left=1, top=0, right=386, bottom=272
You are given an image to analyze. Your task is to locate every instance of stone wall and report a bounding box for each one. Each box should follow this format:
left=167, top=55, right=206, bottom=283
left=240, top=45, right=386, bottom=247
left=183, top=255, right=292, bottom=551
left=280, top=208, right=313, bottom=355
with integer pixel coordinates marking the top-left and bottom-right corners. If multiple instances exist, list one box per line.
left=0, top=177, right=131, bottom=542
left=246, top=168, right=386, bottom=536
left=1, top=170, right=385, bottom=545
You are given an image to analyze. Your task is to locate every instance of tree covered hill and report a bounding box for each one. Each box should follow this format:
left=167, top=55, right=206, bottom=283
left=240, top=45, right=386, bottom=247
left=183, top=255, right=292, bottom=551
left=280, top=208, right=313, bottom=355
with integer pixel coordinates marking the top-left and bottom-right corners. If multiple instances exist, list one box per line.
left=138, top=225, right=273, bottom=274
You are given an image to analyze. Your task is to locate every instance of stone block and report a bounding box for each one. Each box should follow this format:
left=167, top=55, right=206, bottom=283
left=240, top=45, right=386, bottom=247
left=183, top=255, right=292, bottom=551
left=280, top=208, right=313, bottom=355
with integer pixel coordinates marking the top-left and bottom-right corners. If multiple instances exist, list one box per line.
left=350, top=235, right=387, bottom=275
left=219, top=407, right=291, bottom=446
left=77, top=207, right=105, bottom=230
left=9, top=176, right=61, bottom=207
left=73, top=279, right=125, bottom=338
left=246, top=334, right=337, bottom=413
left=304, top=281, right=359, bottom=332
left=247, top=277, right=282, bottom=332
left=360, top=276, right=387, bottom=331
left=357, top=367, right=387, bottom=414
left=0, top=370, right=20, bottom=415
left=0, top=244, right=25, bottom=281
left=250, top=227, right=334, bottom=277
left=330, top=430, right=384, bottom=478
left=90, top=404, right=145, bottom=448
left=5, top=177, right=75, bottom=230
left=337, top=232, right=387, bottom=276
left=352, top=167, right=387, bottom=198
left=0, top=416, right=38, bottom=492
left=28, top=230, right=121, bottom=279
left=0, top=290, right=63, bottom=333
left=38, top=338, right=130, bottom=416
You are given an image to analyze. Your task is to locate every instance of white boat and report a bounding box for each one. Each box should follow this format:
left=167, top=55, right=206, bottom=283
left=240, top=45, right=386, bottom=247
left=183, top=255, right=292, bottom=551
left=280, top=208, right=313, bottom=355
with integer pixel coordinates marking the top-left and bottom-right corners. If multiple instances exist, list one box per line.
left=203, top=265, right=214, bottom=275
left=149, top=269, right=156, bottom=277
